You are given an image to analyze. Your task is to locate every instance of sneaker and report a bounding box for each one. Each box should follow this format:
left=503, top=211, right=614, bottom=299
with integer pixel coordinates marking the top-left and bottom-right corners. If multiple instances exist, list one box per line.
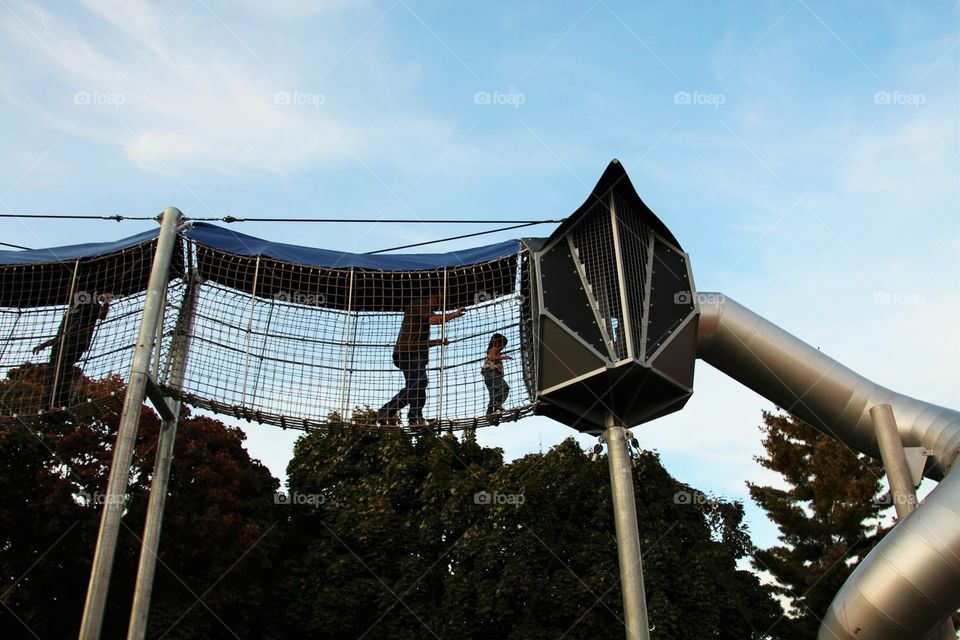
left=408, top=416, right=436, bottom=428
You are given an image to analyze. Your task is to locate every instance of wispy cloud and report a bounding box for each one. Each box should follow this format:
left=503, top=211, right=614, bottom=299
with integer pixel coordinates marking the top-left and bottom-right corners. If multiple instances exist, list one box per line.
left=0, top=0, right=457, bottom=174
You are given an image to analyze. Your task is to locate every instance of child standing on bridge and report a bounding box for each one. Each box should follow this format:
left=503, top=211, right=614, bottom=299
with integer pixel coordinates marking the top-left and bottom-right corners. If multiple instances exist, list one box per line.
left=482, top=333, right=511, bottom=421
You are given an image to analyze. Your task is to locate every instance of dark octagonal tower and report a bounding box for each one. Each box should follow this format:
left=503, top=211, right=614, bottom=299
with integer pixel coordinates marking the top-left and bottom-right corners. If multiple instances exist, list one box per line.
left=529, top=159, right=699, bottom=434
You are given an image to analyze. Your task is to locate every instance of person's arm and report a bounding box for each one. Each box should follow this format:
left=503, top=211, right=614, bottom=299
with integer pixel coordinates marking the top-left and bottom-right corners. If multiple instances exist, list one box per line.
left=429, top=307, right=466, bottom=325
left=486, top=348, right=513, bottom=362
left=32, top=336, right=59, bottom=354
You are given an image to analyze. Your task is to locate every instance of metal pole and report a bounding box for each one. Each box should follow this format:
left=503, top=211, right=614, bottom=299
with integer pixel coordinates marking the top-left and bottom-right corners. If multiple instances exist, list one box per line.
left=339, top=268, right=355, bottom=419
left=437, top=270, right=448, bottom=425
left=127, top=274, right=198, bottom=640
left=240, top=256, right=261, bottom=406
left=871, top=404, right=918, bottom=519
left=870, top=404, right=956, bottom=640
left=79, top=207, right=182, bottom=640
left=604, top=415, right=650, bottom=640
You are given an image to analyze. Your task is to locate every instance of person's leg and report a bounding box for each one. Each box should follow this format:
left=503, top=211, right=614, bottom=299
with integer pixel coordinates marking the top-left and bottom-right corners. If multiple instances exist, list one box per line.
left=377, top=352, right=408, bottom=420
left=495, top=372, right=510, bottom=408
left=482, top=369, right=496, bottom=414
left=44, top=347, right=71, bottom=410
left=407, top=358, right=429, bottom=421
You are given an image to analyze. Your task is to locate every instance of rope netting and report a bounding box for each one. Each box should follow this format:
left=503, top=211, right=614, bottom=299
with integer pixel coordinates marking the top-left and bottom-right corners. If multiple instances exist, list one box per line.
left=0, top=227, right=539, bottom=433
left=0, top=236, right=185, bottom=424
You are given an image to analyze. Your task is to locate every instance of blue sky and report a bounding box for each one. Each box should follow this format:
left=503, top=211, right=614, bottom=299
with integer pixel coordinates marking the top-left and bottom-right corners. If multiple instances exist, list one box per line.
left=1, top=0, right=957, bottom=553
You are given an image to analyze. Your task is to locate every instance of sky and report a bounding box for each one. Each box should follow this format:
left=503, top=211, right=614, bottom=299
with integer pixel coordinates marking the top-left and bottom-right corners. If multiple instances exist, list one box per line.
left=1, top=0, right=958, bottom=554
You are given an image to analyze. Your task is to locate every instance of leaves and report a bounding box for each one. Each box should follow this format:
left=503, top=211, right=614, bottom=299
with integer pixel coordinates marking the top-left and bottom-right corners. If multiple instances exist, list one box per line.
left=747, top=411, right=888, bottom=639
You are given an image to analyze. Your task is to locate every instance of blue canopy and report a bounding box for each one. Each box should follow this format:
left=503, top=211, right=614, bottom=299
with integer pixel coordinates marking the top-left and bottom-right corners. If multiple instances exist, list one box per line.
left=0, top=228, right=161, bottom=266
left=0, top=222, right=521, bottom=270
left=183, top=222, right=520, bottom=270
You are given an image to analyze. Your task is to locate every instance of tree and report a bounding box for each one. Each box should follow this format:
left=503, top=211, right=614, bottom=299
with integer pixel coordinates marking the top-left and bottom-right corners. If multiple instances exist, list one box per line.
left=0, top=366, right=280, bottom=640
left=747, top=410, right=888, bottom=639
left=278, top=425, right=780, bottom=639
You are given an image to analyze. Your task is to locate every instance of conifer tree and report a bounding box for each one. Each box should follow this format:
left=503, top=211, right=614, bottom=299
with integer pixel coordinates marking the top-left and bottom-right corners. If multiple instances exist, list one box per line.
left=747, top=411, right=888, bottom=639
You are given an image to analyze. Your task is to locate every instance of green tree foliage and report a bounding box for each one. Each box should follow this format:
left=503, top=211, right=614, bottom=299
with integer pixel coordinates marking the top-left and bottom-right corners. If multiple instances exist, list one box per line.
left=0, top=365, right=279, bottom=639
left=1, top=362, right=781, bottom=639
left=747, top=411, right=888, bottom=639
left=277, top=426, right=780, bottom=639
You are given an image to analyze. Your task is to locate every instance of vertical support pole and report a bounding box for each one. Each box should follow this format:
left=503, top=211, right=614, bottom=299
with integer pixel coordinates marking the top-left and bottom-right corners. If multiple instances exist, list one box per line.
left=79, top=207, right=182, bottom=640
left=604, top=415, right=650, bottom=640
left=127, top=274, right=198, bottom=640
left=871, top=404, right=918, bottom=519
left=49, top=260, right=81, bottom=409
left=339, top=268, right=355, bottom=419
left=240, top=256, right=261, bottom=406
left=437, top=269, right=448, bottom=425
left=870, top=404, right=956, bottom=640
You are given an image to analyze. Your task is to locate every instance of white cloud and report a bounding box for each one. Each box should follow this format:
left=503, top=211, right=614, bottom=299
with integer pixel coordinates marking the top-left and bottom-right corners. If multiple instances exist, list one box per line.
left=0, top=0, right=456, bottom=176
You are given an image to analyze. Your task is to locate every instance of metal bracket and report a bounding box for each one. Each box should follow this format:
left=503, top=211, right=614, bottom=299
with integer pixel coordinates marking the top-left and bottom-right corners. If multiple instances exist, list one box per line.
left=904, top=447, right=929, bottom=488
left=144, top=374, right=176, bottom=421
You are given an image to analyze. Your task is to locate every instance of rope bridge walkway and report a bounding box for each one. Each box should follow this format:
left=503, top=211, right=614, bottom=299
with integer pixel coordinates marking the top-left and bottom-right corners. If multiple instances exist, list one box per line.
left=0, top=224, right=539, bottom=433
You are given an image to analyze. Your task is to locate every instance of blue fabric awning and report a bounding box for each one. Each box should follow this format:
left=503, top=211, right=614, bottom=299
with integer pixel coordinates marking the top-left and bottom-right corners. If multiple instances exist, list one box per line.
left=0, top=228, right=161, bottom=266
left=183, top=222, right=520, bottom=270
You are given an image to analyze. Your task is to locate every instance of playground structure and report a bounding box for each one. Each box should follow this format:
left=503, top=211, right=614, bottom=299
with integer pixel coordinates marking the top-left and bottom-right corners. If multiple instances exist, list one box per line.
left=1, top=160, right=958, bottom=639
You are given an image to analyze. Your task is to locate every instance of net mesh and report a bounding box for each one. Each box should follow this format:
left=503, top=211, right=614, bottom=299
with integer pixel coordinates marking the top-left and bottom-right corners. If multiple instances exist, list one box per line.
left=0, top=229, right=537, bottom=433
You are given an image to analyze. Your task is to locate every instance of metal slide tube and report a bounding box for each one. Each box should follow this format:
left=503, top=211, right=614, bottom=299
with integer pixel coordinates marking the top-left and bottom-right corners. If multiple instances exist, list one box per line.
left=870, top=405, right=955, bottom=639
left=79, top=208, right=182, bottom=640
left=696, top=293, right=960, bottom=640
left=605, top=416, right=651, bottom=640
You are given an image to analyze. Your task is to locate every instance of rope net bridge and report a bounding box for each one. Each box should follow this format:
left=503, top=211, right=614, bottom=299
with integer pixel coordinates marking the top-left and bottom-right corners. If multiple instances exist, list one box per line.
left=0, top=223, right=538, bottom=432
